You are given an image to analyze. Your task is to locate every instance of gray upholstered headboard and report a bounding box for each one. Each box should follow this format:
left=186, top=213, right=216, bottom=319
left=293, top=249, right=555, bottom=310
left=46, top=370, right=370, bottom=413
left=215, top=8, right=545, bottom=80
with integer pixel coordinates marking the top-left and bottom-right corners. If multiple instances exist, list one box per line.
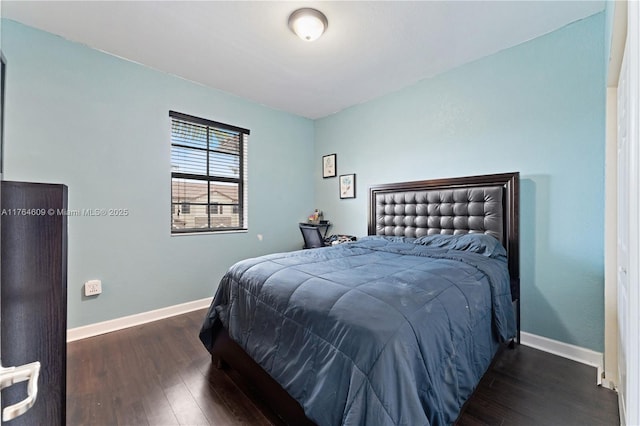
left=370, top=185, right=504, bottom=242
left=368, top=172, right=520, bottom=306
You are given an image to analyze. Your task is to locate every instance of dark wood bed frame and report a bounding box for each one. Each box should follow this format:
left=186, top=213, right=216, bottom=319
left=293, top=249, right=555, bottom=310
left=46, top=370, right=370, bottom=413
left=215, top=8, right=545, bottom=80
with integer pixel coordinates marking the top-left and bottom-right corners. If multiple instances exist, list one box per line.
left=208, top=172, right=520, bottom=425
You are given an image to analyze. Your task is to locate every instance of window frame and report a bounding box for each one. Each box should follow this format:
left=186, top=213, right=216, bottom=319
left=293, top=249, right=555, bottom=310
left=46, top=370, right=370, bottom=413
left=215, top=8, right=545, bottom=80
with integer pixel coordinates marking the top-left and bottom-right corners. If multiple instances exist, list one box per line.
left=170, top=111, right=249, bottom=234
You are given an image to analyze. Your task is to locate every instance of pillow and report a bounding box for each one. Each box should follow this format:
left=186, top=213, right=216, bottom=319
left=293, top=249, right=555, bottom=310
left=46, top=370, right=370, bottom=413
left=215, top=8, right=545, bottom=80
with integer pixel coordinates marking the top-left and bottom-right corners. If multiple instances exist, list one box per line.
left=357, top=235, right=416, bottom=244
left=413, top=233, right=506, bottom=259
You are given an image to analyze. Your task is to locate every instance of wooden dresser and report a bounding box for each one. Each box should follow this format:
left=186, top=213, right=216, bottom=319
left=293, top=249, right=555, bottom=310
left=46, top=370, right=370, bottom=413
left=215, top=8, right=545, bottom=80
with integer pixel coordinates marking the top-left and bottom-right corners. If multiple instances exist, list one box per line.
left=1, top=181, right=68, bottom=426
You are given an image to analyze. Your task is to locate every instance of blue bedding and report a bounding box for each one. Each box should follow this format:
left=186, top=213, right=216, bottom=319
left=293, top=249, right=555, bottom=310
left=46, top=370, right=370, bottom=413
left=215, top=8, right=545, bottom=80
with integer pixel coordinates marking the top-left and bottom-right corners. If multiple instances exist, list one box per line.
left=200, top=236, right=516, bottom=426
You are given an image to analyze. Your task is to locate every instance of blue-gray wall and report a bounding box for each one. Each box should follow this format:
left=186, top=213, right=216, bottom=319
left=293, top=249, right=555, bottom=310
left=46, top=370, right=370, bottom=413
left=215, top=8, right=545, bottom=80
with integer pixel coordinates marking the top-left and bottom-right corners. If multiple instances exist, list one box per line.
left=1, top=20, right=315, bottom=328
left=604, top=0, right=616, bottom=79
left=314, top=13, right=606, bottom=351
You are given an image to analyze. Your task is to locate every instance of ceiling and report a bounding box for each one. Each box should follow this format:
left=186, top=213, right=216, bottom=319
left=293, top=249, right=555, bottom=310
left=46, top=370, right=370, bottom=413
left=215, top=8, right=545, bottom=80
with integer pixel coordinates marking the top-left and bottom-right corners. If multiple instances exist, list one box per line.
left=2, top=1, right=605, bottom=119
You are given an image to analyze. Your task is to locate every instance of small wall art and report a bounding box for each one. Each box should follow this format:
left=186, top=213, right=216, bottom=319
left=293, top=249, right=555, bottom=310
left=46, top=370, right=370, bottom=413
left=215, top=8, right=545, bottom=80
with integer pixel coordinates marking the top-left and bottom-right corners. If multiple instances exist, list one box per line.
left=322, top=153, right=337, bottom=178
left=339, top=173, right=356, bottom=199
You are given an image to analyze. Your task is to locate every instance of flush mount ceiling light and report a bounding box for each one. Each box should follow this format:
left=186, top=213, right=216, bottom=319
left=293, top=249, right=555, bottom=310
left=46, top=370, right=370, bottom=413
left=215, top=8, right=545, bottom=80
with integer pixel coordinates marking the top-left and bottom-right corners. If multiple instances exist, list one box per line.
left=288, top=8, right=328, bottom=42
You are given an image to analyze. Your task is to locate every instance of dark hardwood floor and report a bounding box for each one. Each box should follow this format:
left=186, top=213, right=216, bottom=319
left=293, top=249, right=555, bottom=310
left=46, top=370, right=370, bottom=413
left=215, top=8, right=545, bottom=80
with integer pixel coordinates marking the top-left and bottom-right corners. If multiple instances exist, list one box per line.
left=456, top=343, right=619, bottom=426
left=67, top=309, right=619, bottom=426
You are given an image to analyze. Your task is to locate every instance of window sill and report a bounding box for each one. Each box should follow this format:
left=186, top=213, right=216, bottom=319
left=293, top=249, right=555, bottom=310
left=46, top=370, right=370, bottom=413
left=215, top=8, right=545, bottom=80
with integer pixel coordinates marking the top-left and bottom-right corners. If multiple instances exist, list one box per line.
left=171, top=229, right=248, bottom=237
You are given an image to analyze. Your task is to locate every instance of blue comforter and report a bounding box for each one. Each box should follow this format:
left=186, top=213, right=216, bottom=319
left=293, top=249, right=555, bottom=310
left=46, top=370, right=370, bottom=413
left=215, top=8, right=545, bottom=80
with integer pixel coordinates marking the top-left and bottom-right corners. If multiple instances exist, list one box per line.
left=200, top=236, right=516, bottom=426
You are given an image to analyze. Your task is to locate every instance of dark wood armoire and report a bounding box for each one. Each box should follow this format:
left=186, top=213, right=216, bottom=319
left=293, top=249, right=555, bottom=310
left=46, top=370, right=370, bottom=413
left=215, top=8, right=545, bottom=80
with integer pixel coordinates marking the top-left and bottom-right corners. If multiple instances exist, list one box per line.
left=1, top=181, right=67, bottom=426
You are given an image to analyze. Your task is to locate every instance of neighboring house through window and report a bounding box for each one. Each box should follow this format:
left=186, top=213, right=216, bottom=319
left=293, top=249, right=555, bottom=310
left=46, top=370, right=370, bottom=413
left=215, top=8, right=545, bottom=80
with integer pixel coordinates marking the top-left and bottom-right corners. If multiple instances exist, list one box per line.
left=170, top=111, right=249, bottom=233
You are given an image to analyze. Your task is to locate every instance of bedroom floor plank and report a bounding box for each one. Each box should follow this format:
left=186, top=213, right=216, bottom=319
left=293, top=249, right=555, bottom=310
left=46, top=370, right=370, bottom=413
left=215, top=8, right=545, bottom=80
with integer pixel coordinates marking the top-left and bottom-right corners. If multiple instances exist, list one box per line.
left=141, top=384, right=181, bottom=426
left=67, top=309, right=619, bottom=426
left=456, top=344, right=619, bottom=426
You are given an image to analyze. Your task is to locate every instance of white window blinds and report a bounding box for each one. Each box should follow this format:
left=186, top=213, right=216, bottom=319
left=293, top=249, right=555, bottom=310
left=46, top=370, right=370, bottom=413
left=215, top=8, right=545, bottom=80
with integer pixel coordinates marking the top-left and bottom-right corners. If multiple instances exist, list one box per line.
left=170, top=111, right=249, bottom=233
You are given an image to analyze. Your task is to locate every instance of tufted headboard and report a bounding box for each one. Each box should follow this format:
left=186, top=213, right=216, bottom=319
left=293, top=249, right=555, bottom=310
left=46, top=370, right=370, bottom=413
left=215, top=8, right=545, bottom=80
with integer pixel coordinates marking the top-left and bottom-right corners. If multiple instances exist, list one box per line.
left=368, top=172, right=520, bottom=312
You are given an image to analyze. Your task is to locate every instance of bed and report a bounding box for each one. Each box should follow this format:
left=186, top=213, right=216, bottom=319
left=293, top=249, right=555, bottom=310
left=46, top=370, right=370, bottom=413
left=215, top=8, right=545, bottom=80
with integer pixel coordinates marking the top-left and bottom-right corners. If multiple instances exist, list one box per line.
left=199, top=172, right=520, bottom=425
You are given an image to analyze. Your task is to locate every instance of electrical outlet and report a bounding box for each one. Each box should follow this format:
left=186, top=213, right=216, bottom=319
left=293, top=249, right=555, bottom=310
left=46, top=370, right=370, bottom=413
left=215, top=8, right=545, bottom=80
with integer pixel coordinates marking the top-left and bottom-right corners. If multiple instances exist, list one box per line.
left=84, top=280, right=102, bottom=296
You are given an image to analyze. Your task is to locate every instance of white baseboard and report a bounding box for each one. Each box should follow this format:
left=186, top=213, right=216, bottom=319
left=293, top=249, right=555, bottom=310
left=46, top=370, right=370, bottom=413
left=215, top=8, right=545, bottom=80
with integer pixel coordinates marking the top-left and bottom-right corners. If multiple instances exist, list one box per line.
left=67, top=297, right=213, bottom=342
left=520, top=331, right=605, bottom=385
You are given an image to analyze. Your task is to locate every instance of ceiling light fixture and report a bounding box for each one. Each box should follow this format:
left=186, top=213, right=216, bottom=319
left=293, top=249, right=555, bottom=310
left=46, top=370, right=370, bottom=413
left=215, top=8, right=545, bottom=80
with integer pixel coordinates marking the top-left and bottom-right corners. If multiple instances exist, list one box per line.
left=288, top=8, right=328, bottom=42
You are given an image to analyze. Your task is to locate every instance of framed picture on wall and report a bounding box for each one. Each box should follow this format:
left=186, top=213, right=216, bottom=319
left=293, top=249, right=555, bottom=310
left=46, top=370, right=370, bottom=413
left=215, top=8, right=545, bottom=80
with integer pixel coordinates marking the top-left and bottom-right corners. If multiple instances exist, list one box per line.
left=339, top=173, right=355, bottom=199
left=322, top=153, right=336, bottom=178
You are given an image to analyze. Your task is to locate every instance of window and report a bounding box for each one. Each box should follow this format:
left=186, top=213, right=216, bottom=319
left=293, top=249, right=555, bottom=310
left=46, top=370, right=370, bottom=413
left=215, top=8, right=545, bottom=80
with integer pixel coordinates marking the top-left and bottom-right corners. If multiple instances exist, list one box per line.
left=207, top=203, right=222, bottom=215
left=170, top=111, right=249, bottom=233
